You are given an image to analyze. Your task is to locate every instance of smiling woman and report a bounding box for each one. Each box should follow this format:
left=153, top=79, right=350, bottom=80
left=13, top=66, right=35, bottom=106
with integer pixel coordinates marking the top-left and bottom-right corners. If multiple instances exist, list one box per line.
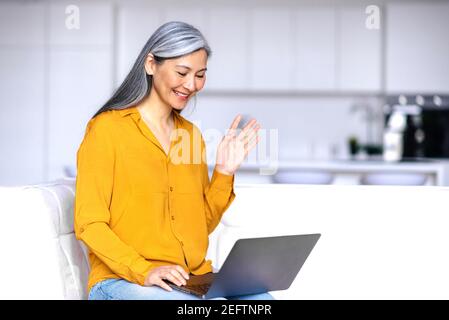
left=144, top=49, right=208, bottom=113
left=74, top=21, right=265, bottom=300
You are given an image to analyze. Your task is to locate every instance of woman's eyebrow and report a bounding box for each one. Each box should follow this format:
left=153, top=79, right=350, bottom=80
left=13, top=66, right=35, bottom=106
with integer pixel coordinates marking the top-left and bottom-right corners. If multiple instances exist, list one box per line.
left=176, top=64, right=207, bottom=72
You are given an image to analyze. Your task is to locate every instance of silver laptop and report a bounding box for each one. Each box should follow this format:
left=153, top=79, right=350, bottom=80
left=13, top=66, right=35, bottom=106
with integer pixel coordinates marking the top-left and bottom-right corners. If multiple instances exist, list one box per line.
left=167, top=233, right=321, bottom=299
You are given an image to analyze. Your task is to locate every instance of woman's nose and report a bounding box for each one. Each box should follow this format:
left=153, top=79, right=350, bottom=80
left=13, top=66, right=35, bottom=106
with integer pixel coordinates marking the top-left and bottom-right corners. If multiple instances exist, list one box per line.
left=184, top=76, right=196, bottom=92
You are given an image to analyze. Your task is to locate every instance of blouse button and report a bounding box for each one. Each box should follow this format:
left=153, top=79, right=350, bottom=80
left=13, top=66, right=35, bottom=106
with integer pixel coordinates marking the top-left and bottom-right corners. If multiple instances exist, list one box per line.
left=169, top=186, right=173, bottom=192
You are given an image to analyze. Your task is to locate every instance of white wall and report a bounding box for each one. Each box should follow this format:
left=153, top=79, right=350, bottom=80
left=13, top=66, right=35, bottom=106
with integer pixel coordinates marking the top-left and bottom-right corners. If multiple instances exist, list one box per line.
left=47, top=2, right=114, bottom=181
left=0, top=3, right=46, bottom=185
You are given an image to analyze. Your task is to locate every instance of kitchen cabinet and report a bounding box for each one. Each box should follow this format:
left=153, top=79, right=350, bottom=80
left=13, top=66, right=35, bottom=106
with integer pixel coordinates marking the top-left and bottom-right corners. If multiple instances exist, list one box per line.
left=205, top=4, right=382, bottom=93
left=386, top=2, right=449, bottom=93
left=204, top=8, right=250, bottom=91
left=338, top=5, right=382, bottom=91
left=249, top=7, right=294, bottom=90
left=294, top=6, right=336, bottom=90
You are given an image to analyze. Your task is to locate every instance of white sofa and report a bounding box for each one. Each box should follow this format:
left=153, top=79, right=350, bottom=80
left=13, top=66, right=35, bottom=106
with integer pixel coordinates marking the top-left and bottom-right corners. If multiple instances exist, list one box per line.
left=0, top=178, right=89, bottom=299
left=1, top=178, right=449, bottom=299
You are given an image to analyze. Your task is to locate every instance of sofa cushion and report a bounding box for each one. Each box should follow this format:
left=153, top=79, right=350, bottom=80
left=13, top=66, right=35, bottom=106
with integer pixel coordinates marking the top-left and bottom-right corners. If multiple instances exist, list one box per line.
left=37, top=182, right=75, bottom=236
left=0, top=186, right=64, bottom=299
left=34, top=179, right=90, bottom=300
left=56, top=233, right=90, bottom=299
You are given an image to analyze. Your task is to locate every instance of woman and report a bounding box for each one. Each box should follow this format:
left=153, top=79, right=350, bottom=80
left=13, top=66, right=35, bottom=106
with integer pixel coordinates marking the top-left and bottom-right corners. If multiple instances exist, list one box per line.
left=74, top=21, right=272, bottom=300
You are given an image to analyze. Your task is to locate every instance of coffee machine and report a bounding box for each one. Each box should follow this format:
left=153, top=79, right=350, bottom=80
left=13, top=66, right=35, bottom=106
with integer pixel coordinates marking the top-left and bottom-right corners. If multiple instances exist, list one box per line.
left=383, top=94, right=449, bottom=159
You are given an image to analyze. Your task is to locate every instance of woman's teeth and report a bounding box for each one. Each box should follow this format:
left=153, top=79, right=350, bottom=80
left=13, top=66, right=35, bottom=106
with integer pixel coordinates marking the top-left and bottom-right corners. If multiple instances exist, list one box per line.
left=174, top=90, right=188, bottom=97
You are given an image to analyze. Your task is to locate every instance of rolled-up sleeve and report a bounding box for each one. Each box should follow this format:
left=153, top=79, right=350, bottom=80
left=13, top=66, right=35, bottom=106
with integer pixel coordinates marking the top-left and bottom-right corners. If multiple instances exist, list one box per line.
left=74, top=116, right=153, bottom=285
left=200, top=137, right=236, bottom=234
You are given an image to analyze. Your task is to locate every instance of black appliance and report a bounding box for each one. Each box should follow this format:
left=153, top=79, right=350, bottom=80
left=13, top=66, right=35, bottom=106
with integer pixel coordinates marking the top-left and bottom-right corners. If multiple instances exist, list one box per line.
left=384, top=94, right=449, bottom=159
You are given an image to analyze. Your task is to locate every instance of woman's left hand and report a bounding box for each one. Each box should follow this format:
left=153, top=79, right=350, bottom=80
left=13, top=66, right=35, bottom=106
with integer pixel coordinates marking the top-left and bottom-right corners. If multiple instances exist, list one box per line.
left=215, top=115, right=261, bottom=176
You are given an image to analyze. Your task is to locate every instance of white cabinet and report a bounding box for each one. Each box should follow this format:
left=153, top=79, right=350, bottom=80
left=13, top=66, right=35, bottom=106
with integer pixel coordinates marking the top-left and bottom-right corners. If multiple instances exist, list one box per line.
left=294, top=6, right=336, bottom=90
left=386, top=2, right=449, bottom=93
left=204, top=4, right=382, bottom=93
left=338, top=5, right=382, bottom=91
left=115, top=3, right=384, bottom=93
left=204, top=8, right=250, bottom=91
left=249, top=8, right=294, bottom=90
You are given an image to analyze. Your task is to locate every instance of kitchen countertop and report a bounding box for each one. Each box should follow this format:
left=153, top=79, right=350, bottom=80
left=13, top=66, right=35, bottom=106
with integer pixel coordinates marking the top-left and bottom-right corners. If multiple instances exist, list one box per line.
left=209, top=157, right=449, bottom=186
left=231, top=157, right=449, bottom=172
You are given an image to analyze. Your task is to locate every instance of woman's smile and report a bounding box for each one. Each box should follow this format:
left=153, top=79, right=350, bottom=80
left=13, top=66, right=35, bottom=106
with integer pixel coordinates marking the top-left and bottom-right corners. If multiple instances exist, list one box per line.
left=173, top=89, right=190, bottom=100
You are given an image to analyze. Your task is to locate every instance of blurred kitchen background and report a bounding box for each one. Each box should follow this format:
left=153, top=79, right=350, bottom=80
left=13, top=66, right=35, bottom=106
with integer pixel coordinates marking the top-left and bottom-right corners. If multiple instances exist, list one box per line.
left=1, top=0, right=449, bottom=186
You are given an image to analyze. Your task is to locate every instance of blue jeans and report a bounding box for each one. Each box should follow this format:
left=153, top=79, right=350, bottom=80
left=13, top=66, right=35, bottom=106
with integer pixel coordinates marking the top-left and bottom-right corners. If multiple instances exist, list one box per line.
left=88, top=278, right=275, bottom=300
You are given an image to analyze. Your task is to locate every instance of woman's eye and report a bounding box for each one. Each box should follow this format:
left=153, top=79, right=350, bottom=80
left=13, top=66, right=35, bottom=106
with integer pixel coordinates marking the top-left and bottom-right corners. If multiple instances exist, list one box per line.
left=177, top=72, right=205, bottom=78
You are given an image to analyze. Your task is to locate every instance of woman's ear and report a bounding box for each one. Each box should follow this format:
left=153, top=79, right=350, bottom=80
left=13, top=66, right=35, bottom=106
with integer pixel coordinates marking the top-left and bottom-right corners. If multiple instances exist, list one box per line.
left=144, top=53, right=155, bottom=76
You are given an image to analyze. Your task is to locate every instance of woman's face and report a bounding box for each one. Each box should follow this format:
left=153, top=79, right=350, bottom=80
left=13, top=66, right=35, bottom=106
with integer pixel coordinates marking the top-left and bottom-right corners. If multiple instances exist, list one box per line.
left=147, top=49, right=208, bottom=111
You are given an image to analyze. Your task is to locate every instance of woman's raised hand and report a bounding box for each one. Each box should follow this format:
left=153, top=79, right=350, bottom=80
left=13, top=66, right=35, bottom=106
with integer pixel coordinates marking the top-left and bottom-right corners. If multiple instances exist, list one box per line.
left=144, top=265, right=190, bottom=291
left=215, top=115, right=261, bottom=176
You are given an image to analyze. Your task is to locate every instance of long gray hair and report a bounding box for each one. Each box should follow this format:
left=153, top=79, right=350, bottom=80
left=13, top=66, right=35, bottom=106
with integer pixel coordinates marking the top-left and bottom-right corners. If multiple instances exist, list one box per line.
left=92, top=21, right=211, bottom=119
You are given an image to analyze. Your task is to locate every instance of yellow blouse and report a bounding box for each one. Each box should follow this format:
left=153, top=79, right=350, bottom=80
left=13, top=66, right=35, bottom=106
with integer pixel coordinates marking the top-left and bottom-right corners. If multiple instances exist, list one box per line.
left=74, top=106, right=235, bottom=294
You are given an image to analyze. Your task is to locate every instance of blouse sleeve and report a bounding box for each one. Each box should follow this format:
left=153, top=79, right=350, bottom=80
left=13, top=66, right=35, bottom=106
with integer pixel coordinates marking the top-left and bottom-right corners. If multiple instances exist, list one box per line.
left=200, top=136, right=236, bottom=234
left=74, top=116, right=154, bottom=285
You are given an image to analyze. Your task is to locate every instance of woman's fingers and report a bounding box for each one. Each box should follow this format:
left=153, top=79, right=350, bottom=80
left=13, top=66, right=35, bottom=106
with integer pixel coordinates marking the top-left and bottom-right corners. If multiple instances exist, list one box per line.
left=145, top=265, right=190, bottom=290
left=164, top=272, right=183, bottom=287
left=241, top=119, right=257, bottom=133
left=238, top=120, right=258, bottom=141
left=155, top=278, right=173, bottom=291
left=244, top=135, right=260, bottom=157
left=224, top=124, right=259, bottom=159
left=224, top=115, right=242, bottom=140
left=239, top=125, right=260, bottom=148
left=169, top=269, right=187, bottom=286
left=225, top=116, right=261, bottom=145
left=175, top=265, right=190, bottom=280
left=243, top=124, right=260, bottom=141
left=229, top=114, right=242, bottom=131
